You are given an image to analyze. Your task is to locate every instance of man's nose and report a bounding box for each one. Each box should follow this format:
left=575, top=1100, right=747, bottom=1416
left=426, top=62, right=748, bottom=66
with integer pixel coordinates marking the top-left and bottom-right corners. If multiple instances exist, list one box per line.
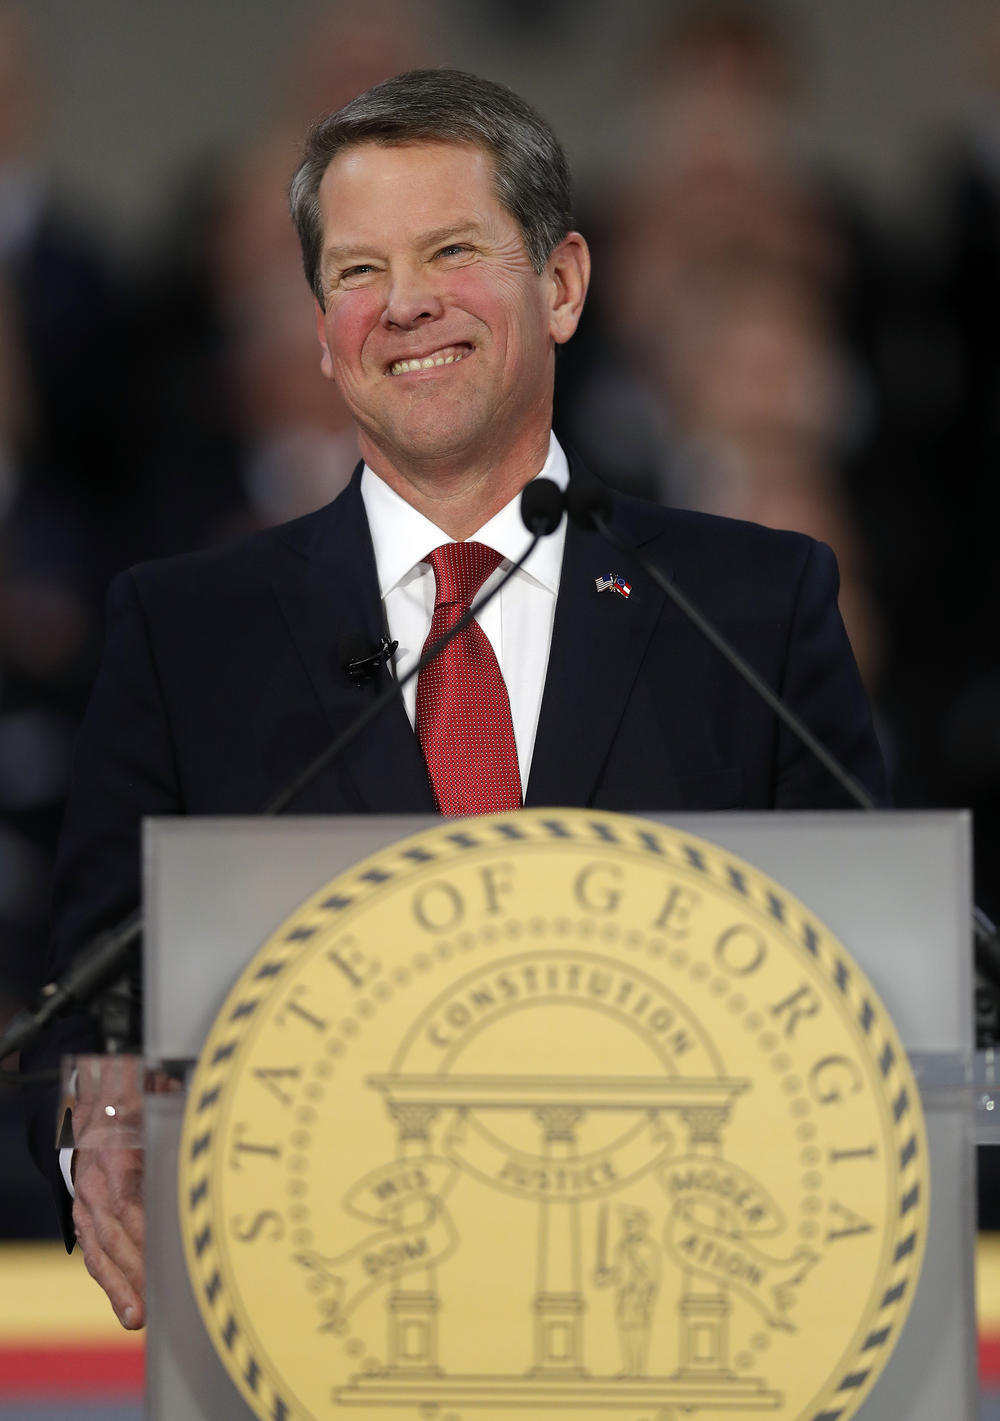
left=381, top=264, right=444, bottom=329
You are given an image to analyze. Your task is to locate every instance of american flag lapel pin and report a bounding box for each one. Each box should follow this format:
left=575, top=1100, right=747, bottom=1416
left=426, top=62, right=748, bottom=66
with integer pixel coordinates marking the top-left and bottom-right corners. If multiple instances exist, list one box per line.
left=594, top=572, right=632, bottom=599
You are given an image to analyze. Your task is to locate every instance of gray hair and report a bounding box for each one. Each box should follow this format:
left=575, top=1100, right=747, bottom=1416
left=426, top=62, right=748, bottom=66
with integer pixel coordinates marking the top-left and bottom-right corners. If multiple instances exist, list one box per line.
left=289, top=68, right=573, bottom=307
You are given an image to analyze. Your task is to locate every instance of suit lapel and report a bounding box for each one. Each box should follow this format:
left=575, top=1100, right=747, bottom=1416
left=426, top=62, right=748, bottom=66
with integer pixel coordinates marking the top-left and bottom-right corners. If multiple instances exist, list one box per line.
left=526, top=463, right=669, bottom=807
left=270, top=472, right=436, bottom=813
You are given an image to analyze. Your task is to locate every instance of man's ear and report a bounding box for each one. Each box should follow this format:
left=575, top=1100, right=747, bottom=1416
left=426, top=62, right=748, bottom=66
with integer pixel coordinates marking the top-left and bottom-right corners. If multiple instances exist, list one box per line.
left=315, top=298, right=334, bottom=380
left=547, top=232, right=591, bottom=345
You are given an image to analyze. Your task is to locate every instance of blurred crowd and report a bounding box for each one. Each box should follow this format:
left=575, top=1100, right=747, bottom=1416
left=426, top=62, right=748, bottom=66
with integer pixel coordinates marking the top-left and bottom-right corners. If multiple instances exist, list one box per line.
left=2, top=0, right=1000, bottom=1232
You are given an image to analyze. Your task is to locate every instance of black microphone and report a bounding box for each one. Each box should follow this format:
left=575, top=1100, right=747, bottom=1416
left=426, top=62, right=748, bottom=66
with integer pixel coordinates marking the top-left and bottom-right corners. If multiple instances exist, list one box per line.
left=565, top=479, right=1000, bottom=1005
left=344, top=635, right=399, bottom=687
left=520, top=477, right=565, bottom=536
left=0, top=479, right=568, bottom=1067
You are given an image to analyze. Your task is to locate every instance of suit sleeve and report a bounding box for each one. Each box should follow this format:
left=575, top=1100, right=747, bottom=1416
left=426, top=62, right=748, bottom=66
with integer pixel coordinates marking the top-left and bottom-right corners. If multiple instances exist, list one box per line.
left=20, top=568, right=182, bottom=1226
left=50, top=569, right=183, bottom=975
left=774, top=539, right=888, bottom=809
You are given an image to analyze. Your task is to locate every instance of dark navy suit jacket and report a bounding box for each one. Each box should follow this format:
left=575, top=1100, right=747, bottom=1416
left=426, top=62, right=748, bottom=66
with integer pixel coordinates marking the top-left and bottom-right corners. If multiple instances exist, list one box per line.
left=24, top=452, right=886, bottom=1221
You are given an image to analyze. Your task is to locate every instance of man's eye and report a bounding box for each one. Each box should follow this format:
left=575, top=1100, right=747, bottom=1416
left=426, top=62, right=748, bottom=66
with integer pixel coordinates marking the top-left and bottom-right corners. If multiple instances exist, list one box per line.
left=342, top=264, right=375, bottom=281
left=436, top=244, right=471, bottom=259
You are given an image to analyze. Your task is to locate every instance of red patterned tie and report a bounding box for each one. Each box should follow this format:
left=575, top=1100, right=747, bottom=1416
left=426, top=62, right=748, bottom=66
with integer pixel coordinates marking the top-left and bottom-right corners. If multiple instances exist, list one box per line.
left=415, top=541, right=522, bottom=815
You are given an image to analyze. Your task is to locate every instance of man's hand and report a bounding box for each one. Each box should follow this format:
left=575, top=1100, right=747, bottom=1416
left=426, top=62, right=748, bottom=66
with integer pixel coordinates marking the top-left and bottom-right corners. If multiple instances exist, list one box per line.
left=72, top=1140, right=145, bottom=1329
left=67, top=1056, right=160, bottom=1330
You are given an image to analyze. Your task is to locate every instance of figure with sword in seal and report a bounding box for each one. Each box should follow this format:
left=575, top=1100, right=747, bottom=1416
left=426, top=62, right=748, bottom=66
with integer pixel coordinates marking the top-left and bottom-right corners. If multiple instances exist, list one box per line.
left=594, top=1203, right=662, bottom=1377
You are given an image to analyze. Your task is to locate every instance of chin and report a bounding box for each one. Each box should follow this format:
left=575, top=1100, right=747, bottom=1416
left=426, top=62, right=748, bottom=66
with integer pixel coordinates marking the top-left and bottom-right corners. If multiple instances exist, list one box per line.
left=388, top=413, right=490, bottom=464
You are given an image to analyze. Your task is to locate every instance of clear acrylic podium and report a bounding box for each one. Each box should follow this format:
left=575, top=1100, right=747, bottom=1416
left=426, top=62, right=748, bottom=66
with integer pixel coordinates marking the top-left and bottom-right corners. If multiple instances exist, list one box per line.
left=140, top=811, right=984, bottom=1419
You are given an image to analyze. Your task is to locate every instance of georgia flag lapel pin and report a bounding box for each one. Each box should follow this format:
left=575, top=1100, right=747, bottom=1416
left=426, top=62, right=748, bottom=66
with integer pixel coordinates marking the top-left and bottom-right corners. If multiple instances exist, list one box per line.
left=594, top=572, right=632, bottom=599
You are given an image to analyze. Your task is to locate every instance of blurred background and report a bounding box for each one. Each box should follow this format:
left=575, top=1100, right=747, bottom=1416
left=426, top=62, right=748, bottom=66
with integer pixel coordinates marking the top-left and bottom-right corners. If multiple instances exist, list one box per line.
left=1, top=0, right=1000, bottom=1411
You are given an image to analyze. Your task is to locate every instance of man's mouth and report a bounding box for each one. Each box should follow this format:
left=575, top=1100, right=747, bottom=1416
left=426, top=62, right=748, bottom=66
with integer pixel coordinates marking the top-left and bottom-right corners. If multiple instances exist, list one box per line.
left=387, top=344, right=473, bottom=376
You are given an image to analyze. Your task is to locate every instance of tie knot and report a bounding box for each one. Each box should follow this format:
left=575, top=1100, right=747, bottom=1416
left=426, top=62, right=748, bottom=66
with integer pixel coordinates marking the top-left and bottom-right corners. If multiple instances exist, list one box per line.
left=425, top=541, right=503, bottom=609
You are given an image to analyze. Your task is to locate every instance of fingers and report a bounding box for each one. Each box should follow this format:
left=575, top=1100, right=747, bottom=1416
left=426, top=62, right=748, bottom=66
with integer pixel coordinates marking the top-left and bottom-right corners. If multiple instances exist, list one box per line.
left=73, top=1148, right=146, bottom=1330
left=66, top=1056, right=178, bottom=1331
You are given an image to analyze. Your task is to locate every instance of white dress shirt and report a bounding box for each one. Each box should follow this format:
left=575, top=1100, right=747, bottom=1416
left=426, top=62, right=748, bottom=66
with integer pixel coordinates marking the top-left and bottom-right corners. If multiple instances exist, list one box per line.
left=361, top=432, right=569, bottom=796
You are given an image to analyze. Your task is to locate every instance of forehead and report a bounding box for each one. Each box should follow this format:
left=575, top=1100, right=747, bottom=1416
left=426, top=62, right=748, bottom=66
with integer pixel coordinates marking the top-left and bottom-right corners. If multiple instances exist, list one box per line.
left=316, top=140, right=506, bottom=246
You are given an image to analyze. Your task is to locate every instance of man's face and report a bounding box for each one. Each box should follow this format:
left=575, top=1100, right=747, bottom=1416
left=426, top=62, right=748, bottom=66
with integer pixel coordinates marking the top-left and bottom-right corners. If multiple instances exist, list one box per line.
left=313, top=140, right=583, bottom=480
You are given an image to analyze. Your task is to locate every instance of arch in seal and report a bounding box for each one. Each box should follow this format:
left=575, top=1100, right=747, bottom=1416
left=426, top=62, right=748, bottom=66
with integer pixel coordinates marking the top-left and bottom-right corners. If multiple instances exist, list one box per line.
left=365, top=948, right=750, bottom=1391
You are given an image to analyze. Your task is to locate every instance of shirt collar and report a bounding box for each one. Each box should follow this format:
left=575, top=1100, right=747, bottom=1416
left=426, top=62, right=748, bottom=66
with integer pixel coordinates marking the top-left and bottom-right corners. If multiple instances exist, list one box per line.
left=361, top=432, right=569, bottom=597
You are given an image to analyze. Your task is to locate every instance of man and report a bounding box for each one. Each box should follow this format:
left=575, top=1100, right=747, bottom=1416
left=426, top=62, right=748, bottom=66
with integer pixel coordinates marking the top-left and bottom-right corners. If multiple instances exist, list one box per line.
left=24, top=69, right=884, bottom=1331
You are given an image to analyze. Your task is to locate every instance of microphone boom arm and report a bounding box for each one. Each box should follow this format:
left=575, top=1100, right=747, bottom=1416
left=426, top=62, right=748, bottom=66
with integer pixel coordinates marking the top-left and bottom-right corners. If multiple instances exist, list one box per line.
left=1, top=479, right=567, bottom=1070
left=579, top=494, right=1000, bottom=1004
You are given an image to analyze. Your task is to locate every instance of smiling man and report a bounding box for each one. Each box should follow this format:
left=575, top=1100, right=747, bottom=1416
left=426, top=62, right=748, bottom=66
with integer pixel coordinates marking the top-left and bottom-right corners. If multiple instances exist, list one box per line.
left=293, top=75, right=589, bottom=544
left=26, top=70, right=885, bottom=1330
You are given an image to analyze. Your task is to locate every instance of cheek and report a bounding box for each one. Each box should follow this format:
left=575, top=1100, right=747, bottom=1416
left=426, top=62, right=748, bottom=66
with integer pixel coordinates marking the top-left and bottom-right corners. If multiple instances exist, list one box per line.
left=447, top=270, right=549, bottom=359
left=325, top=293, right=383, bottom=376
left=445, top=269, right=514, bottom=332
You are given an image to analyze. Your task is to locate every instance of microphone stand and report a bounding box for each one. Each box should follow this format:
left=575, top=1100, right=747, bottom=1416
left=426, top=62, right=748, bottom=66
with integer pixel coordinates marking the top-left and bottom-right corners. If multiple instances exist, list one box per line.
left=567, top=482, right=1000, bottom=1026
left=0, top=481, right=566, bottom=1074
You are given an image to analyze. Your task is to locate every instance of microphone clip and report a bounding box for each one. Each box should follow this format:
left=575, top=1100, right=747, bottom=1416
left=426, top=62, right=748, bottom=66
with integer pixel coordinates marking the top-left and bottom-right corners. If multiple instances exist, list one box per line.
left=344, top=636, right=398, bottom=687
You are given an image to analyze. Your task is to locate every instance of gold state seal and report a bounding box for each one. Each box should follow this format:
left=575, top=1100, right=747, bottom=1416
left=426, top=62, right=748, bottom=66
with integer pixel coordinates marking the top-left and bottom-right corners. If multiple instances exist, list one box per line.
left=179, top=809, right=929, bottom=1421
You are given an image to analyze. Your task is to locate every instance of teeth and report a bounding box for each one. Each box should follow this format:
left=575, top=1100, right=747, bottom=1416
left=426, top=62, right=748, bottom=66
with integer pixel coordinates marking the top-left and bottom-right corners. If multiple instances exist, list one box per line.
left=389, top=348, right=469, bottom=375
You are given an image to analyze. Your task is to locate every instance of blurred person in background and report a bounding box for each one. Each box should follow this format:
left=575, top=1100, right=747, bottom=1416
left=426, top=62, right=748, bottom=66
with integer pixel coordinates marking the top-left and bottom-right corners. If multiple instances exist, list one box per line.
left=886, top=0, right=1000, bottom=937
left=129, top=3, right=436, bottom=555
left=560, top=2, right=884, bottom=697
left=0, top=2, right=128, bottom=1238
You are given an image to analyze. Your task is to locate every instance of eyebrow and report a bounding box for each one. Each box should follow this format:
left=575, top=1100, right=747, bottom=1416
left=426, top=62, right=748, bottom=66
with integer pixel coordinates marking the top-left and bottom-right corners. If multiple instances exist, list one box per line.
left=321, top=222, right=483, bottom=276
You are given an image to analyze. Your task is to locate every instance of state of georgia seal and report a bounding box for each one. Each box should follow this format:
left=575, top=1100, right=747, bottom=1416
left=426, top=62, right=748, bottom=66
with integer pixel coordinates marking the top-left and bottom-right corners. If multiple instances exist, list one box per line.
left=179, top=809, right=929, bottom=1421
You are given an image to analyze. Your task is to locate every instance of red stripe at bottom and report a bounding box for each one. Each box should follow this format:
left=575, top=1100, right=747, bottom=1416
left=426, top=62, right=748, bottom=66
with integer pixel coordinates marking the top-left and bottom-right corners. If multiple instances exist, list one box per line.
left=0, top=1343, right=144, bottom=1398
left=0, top=1336, right=997, bottom=1402
left=981, top=1335, right=1000, bottom=1384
